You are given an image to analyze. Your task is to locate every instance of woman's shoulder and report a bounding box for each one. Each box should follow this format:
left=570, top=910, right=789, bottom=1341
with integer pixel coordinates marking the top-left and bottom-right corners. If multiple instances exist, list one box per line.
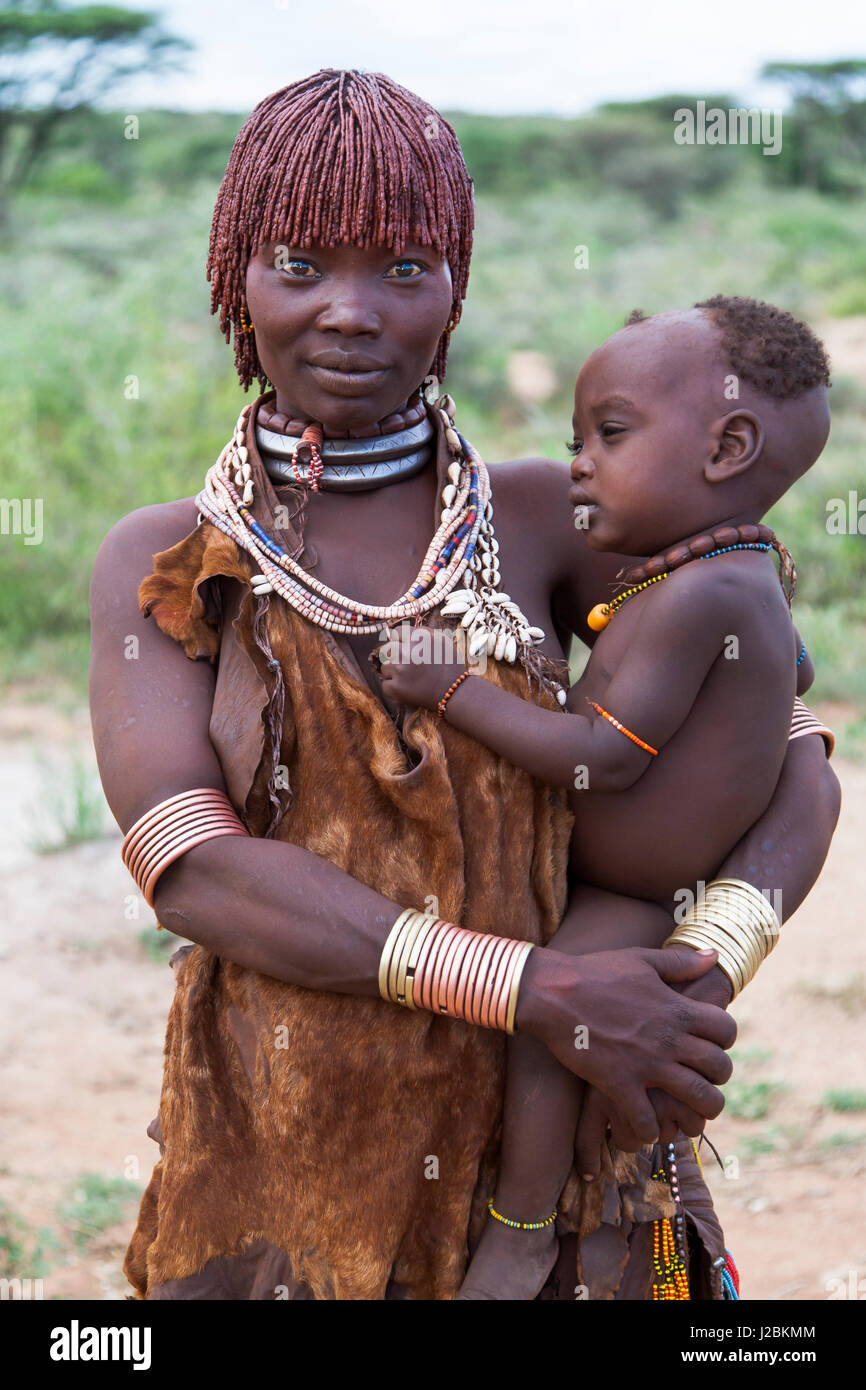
left=488, top=453, right=570, bottom=492
left=95, top=496, right=202, bottom=565
left=486, top=453, right=573, bottom=552
left=90, top=497, right=205, bottom=622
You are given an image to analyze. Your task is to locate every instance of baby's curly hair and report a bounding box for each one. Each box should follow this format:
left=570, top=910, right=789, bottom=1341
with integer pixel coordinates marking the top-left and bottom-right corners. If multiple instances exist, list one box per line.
left=624, top=297, right=831, bottom=399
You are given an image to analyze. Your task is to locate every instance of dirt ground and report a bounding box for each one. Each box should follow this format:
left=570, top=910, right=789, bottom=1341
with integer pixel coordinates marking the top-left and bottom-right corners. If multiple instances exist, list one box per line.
left=1, top=696, right=863, bottom=1302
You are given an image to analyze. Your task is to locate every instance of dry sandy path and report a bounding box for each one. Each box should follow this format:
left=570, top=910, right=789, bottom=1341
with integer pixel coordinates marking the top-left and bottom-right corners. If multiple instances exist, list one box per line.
left=1, top=700, right=862, bottom=1301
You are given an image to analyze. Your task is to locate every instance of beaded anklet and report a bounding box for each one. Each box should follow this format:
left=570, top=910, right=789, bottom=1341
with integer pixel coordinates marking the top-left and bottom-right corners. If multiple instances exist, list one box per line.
left=487, top=1199, right=557, bottom=1231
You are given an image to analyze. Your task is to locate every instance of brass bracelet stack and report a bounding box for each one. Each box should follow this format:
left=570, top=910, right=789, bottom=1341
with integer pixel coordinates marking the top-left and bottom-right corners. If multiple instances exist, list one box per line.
left=664, top=877, right=780, bottom=998
left=378, top=909, right=534, bottom=1034
left=121, top=788, right=250, bottom=907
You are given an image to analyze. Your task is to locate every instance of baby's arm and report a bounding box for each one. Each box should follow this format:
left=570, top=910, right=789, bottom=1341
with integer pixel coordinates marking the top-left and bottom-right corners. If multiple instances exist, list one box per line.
left=381, top=567, right=745, bottom=791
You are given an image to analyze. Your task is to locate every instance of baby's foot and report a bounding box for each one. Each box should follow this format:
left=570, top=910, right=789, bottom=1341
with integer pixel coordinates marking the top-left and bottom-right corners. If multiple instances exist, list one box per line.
left=455, top=1209, right=559, bottom=1301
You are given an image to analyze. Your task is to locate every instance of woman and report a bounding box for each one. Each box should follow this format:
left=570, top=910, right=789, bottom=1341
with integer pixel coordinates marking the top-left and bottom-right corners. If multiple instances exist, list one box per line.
left=89, top=70, right=839, bottom=1300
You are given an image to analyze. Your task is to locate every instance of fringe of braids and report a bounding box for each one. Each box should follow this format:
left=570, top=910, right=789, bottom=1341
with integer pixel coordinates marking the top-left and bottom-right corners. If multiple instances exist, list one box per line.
left=207, top=69, right=475, bottom=392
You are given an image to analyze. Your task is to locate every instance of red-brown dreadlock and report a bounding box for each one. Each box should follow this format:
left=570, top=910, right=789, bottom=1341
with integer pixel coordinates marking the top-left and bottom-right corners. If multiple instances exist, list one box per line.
left=208, top=69, right=475, bottom=392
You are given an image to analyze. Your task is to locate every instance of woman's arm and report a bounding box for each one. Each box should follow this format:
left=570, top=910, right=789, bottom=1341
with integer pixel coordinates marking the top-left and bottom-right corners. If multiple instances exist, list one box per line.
left=679, top=731, right=841, bottom=1009
left=90, top=504, right=736, bottom=1129
left=90, top=501, right=393, bottom=996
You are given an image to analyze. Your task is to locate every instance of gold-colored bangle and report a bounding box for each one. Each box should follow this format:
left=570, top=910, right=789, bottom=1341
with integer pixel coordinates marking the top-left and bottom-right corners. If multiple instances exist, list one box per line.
left=378, top=908, right=416, bottom=1002
left=505, top=941, right=535, bottom=1035
left=713, top=879, right=781, bottom=953
left=665, top=878, right=782, bottom=999
left=702, top=885, right=778, bottom=973
left=691, top=910, right=762, bottom=979
left=671, top=926, right=746, bottom=996
left=377, top=908, right=535, bottom=1033
left=394, top=912, right=436, bottom=1008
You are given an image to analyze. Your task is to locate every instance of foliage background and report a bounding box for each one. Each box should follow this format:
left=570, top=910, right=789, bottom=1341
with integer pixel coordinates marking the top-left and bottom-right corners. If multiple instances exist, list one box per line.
left=1, top=97, right=864, bottom=748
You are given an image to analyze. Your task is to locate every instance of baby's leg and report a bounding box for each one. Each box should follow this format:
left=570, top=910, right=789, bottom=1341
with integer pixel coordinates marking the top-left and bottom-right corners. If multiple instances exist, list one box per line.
left=457, top=884, right=671, bottom=1301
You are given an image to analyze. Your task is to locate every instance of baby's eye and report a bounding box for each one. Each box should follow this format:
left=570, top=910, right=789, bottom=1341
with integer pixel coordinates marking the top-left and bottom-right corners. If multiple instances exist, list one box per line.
left=566, top=439, right=583, bottom=455
left=279, top=259, right=318, bottom=279
left=385, top=260, right=423, bottom=279
left=600, top=424, right=626, bottom=439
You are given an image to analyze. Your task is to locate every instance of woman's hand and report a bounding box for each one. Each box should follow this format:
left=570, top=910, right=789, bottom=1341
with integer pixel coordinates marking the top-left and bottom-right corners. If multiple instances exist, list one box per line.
left=569, top=961, right=735, bottom=1174
left=378, top=620, right=467, bottom=709
left=516, top=943, right=736, bottom=1145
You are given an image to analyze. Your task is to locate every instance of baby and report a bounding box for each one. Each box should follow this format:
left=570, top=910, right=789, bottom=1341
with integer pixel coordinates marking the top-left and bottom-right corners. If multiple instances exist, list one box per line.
left=380, top=295, right=831, bottom=1299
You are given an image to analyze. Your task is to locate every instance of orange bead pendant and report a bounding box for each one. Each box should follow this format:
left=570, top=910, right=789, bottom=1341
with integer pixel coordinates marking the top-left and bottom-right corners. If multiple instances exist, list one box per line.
left=587, top=603, right=611, bottom=631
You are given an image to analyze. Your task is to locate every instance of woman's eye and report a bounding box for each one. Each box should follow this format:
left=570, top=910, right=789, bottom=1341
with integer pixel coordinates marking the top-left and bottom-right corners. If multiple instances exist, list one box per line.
left=279, top=259, right=318, bottom=279
left=386, top=260, right=423, bottom=279
left=566, top=439, right=583, bottom=455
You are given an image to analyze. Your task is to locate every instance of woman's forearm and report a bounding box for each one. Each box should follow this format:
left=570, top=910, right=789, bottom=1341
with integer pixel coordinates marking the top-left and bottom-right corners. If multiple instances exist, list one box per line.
left=151, top=834, right=404, bottom=995
left=715, top=733, right=840, bottom=923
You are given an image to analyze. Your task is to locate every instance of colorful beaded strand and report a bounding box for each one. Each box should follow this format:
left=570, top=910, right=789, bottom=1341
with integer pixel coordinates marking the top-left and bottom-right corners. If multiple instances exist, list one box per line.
left=650, top=1143, right=690, bottom=1301
left=487, top=1199, right=557, bottom=1231
left=587, top=542, right=773, bottom=632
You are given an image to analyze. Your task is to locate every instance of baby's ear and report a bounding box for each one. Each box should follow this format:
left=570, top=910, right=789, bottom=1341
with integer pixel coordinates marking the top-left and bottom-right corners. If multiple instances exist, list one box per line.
left=704, top=409, right=764, bottom=484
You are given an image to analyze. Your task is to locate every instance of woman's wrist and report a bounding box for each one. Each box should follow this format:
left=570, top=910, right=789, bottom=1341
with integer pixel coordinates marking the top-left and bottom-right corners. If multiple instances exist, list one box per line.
left=512, top=943, right=566, bottom=1038
left=378, top=909, right=534, bottom=1032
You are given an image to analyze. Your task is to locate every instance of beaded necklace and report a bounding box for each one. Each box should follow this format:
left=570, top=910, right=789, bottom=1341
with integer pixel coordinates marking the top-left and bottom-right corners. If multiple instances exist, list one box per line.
left=196, top=394, right=562, bottom=700
left=586, top=522, right=794, bottom=632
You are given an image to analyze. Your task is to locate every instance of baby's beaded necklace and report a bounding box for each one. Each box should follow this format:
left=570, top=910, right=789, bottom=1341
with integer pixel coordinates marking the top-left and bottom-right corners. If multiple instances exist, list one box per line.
left=586, top=522, right=794, bottom=631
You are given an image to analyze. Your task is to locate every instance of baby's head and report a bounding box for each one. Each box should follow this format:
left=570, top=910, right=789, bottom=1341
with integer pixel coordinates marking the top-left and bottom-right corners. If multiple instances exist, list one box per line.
left=568, top=295, right=831, bottom=555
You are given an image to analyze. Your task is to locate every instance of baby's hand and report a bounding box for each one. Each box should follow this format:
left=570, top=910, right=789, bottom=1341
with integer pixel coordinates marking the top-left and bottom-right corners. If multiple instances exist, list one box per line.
left=379, top=622, right=467, bottom=710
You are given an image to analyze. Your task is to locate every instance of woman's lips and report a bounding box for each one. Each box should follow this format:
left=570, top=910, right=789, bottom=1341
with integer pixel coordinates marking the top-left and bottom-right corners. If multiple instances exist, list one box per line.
left=306, top=362, right=391, bottom=395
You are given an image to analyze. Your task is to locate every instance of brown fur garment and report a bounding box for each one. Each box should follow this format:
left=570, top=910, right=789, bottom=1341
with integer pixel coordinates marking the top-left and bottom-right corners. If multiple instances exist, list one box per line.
left=126, top=514, right=575, bottom=1299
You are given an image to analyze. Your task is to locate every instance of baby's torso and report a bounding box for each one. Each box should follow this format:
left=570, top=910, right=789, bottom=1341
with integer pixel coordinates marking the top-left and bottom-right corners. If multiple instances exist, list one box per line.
left=566, top=558, right=797, bottom=906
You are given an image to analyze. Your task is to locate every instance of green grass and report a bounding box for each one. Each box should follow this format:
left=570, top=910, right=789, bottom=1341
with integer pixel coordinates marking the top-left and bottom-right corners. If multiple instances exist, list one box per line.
left=25, top=755, right=108, bottom=854
left=1, top=127, right=864, bottom=737
left=817, top=1131, right=866, bottom=1151
left=740, top=1131, right=781, bottom=1157
left=56, top=1174, right=141, bottom=1253
left=0, top=1199, right=58, bottom=1279
left=822, top=1089, right=866, bottom=1113
left=723, top=1079, right=785, bottom=1121
left=137, top=925, right=175, bottom=963
left=797, top=974, right=866, bottom=1015
left=728, top=1046, right=774, bottom=1067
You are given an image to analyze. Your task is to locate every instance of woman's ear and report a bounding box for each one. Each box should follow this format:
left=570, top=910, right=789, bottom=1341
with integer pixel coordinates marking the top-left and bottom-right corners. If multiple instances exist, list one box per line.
left=704, top=410, right=764, bottom=484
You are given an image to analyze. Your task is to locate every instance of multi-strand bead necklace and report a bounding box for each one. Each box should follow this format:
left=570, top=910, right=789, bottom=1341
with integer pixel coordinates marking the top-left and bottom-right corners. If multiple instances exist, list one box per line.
left=586, top=522, right=793, bottom=632
left=196, top=394, right=562, bottom=699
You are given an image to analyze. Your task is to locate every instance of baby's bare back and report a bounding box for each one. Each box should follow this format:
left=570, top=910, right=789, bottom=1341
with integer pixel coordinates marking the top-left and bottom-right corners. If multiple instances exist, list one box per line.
left=567, top=565, right=796, bottom=911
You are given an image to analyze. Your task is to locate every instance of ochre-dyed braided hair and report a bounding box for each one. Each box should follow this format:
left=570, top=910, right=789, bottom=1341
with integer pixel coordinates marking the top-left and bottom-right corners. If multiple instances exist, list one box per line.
left=208, top=69, right=475, bottom=393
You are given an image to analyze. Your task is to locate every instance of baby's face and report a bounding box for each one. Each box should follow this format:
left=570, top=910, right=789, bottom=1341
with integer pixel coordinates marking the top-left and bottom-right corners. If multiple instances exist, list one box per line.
left=568, top=313, right=727, bottom=555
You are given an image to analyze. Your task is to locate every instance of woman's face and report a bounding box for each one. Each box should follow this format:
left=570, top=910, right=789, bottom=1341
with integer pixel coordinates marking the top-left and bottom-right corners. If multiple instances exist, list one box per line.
left=245, top=240, right=454, bottom=432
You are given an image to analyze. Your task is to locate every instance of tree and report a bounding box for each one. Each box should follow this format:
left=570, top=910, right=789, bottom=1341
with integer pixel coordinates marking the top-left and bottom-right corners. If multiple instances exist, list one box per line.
left=760, top=60, right=866, bottom=192
left=0, top=1, right=191, bottom=204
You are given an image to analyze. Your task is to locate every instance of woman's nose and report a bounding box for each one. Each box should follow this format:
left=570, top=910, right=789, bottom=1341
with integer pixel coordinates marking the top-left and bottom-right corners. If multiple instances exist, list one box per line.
left=314, top=285, right=382, bottom=336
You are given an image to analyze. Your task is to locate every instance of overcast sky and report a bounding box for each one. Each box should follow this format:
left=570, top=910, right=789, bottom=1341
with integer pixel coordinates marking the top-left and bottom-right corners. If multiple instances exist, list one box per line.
left=113, top=0, right=864, bottom=116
